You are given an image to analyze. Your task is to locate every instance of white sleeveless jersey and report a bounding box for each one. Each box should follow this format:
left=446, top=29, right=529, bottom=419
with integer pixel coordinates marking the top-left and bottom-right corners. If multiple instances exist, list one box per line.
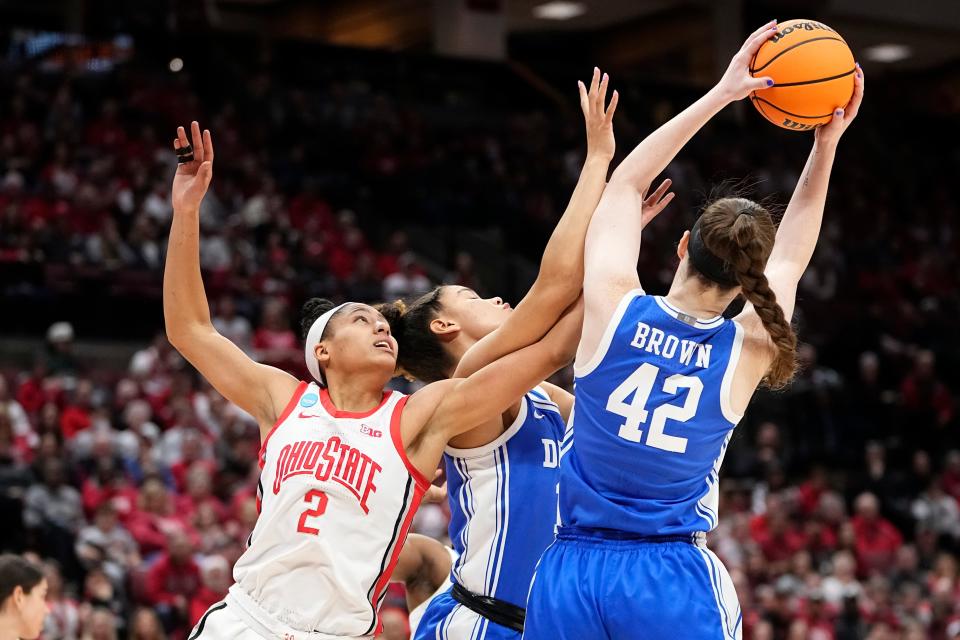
left=231, top=382, right=429, bottom=638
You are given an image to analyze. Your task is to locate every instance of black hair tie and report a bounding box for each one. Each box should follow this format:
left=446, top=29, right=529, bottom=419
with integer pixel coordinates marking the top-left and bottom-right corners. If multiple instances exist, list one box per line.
left=688, top=216, right=739, bottom=288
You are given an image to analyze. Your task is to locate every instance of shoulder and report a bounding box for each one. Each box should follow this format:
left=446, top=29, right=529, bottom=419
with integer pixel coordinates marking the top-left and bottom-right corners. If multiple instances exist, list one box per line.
left=402, top=380, right=459, bottom=430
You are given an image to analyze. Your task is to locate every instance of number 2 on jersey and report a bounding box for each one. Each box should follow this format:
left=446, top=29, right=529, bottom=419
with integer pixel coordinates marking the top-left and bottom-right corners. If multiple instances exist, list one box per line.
left=606, top=363, right=703, bottom=453
left=297, top=489, right=329, bottom=535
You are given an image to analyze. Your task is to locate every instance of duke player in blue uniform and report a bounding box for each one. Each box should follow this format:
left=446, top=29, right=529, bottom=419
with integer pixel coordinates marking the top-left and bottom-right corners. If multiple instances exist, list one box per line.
left=523, top=23, right=865, bottom=640
left=378, top=70, right=673, bottom=639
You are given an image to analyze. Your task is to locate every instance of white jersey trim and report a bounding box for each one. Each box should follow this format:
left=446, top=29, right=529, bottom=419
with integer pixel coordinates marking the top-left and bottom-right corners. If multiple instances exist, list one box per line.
left=444, top=394, right=528, bottom=459
left=654, top=296, right=725, bottom=329
left=575, top=288, right=645, bottom=378
left=719, top=321, right=745, bottom=424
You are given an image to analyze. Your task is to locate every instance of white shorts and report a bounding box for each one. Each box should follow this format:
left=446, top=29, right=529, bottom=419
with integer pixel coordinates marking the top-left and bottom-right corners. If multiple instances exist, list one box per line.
left=189, top=591, right=371, bottom=640
left=188, top=599, right=262, bottom=640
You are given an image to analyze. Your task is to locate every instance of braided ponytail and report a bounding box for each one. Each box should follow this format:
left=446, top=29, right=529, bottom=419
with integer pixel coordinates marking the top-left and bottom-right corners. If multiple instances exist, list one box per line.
left=697, top=198, right=797, bottom=388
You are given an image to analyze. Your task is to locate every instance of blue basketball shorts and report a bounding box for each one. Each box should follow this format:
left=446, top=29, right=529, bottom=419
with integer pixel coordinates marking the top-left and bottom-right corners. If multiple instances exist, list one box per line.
left=415, top=588, right=520, bottom=640
left=522, top=527, right=741, bottom=640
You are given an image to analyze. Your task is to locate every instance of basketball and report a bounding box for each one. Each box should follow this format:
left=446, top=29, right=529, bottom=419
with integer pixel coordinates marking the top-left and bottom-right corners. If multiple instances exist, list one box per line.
left=750, top=19, right=856, bottom=130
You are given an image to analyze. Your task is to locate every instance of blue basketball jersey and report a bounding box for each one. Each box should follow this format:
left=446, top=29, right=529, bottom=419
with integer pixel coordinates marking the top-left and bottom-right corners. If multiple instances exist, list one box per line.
left=444, top=387, right=565, bottom=608
left=560, top=291, right=744, bottom=537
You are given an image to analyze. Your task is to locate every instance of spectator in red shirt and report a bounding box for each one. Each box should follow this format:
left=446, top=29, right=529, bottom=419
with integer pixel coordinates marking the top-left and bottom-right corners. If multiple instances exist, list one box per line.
left=751, top=495, right=809, bottom=568
left=15, top=361, right=49, bottom=414
left=145, top=531, right=200, bottom=635
left=126, top=477, right=191, bottom=555
left=80, top=455, right=138, bottom=519
left=852, top=492, right=904, bottom=575
left=189, top=555, right=230, bottom=627
left=175, top=464, right=226, bottom=523
left=59, top=379, right=93, bottom=440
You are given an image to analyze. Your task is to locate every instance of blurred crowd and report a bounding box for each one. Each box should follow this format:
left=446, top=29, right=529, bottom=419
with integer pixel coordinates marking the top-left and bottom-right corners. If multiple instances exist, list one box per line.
left=1, top=32, right=959, bottom=640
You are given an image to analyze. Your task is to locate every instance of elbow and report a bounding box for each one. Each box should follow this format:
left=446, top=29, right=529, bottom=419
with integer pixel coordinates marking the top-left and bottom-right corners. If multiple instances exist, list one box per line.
left=547, top=339, right=577, bottom=373
left=608, top=166, right=650, bottom=196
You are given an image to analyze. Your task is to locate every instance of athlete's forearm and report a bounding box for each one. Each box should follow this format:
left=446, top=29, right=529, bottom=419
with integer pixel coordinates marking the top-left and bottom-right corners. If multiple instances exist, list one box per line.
left=610, top=86, right=730, bottom=192
left=163, top=205, right=215, bottom=342
left=767, top=140, right=837, bottom=277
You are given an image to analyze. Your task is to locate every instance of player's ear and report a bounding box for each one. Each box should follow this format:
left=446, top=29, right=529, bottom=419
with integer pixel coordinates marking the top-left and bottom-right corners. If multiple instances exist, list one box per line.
left=315, top=342, right=331, bottom=367
left=677, top=230, right=691, bottom=260
left=429, top=318, right=460, bottom=340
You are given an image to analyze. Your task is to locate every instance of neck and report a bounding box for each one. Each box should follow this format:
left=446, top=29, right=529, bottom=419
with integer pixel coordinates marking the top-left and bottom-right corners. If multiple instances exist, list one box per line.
left=325, top=374, right=387, bottom=412
left=442, top=334, right=478, bottom=378
left=0, top=614, right=18, bottom=640
left=666, top=276, right=731, bottom=319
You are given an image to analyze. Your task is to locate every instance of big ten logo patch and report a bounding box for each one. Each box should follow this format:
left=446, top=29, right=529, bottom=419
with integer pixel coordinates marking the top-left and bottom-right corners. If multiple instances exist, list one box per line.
left=360, top=424, right=383, bottom=438
left=542, top=439, right=559, bottom=469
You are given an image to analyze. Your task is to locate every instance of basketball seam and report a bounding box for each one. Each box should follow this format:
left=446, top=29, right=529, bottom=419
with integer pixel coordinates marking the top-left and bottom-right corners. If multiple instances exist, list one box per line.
left=772, top=67, right=856, bottom=87
left=750, top=95, right=776, bottom=125
left=752, top=96, right=834, bottom=120
left=750, top=36, right=845, bottom=74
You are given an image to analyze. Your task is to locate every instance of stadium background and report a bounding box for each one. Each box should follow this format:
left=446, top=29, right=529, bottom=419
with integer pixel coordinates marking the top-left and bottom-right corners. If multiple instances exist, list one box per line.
left=0, top=0, right=958, bottom=638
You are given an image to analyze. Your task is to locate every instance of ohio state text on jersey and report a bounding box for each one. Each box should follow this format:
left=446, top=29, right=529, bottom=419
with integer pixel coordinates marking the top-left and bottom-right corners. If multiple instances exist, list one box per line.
left=230, top=382, right=429, bottom=637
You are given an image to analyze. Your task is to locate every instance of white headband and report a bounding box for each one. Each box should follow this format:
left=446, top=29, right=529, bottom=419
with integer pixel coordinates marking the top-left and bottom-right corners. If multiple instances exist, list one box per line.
left=304, top=302, right=350, bottom=385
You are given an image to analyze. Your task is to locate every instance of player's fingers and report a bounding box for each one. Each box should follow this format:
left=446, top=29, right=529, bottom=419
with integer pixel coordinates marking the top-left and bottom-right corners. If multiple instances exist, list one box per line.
left=173, top=138, right=180, bottom=150
left=177, top=126, right=189, bottom=148
left=642, top=192, right=674, bottom=225
left=604, top=89, right=619, bottom=124
left=751, top=76, right=775, bottom=92
left=578, top=80, right=589, bottom=117
left=588, top=66, right=600, bottom=101
left=744, top=19, right=777, bottom=48
left=190, top=121, right=204, bottom=163
left=845, top=64, right=864, bottom=120
left=597, top=72, right=609, bottom=112
left=645, top=178, right=672, bottom=205
left=744, top=23, right=778, bottom=61
left=203, top=129, right=215, bottom=163
left=654, top=191, right=676, bottom=212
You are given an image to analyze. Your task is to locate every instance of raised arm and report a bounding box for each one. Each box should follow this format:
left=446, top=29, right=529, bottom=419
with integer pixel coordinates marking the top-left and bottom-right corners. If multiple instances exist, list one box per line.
left=453, top=70, right=614, bottom=378
left=163, top=122, right=298, bottom=434
left=579, top=22, right=778, bottom=364
left=741, top=67, right=864, bottom=323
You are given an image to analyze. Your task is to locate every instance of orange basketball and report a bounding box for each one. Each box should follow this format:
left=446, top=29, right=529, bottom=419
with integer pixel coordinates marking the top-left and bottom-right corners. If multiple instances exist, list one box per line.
left=750, top=19, right=855, bottom=131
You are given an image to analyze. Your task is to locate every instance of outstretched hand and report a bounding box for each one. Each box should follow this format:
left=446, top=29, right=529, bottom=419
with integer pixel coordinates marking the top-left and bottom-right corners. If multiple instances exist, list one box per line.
left=716, top=20, right=780, bottom=102
left=579, top=67, right=618, bottom=161
left=640, top=178, right=675, bottom=228
left=172, top=121, right=215, bottom=212
left=816, top=64, right=864, bottom=145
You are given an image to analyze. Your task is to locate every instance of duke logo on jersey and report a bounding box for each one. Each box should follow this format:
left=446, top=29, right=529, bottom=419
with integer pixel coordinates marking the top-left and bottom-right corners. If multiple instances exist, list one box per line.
left=524, top=291, right=745, bottom=640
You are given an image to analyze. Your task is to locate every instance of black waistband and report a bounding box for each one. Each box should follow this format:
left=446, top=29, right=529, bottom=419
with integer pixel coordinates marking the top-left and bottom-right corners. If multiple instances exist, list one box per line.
left=450, top=582, right=525, bottom=632
left=557, top=525, right=703, bottom=544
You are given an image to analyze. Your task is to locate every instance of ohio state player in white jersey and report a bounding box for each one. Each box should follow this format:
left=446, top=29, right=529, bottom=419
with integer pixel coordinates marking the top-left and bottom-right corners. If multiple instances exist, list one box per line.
left=164, top=122, right=583, bottom=639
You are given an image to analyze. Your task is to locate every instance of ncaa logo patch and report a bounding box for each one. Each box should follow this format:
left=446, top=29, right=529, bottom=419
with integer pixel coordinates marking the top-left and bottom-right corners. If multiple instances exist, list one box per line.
left=300, top=393, right=319, bottom=408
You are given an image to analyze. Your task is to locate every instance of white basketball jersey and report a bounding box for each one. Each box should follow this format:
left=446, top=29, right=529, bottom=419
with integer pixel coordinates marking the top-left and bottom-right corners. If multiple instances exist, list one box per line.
left=231, top=382, right=429, bottom=638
